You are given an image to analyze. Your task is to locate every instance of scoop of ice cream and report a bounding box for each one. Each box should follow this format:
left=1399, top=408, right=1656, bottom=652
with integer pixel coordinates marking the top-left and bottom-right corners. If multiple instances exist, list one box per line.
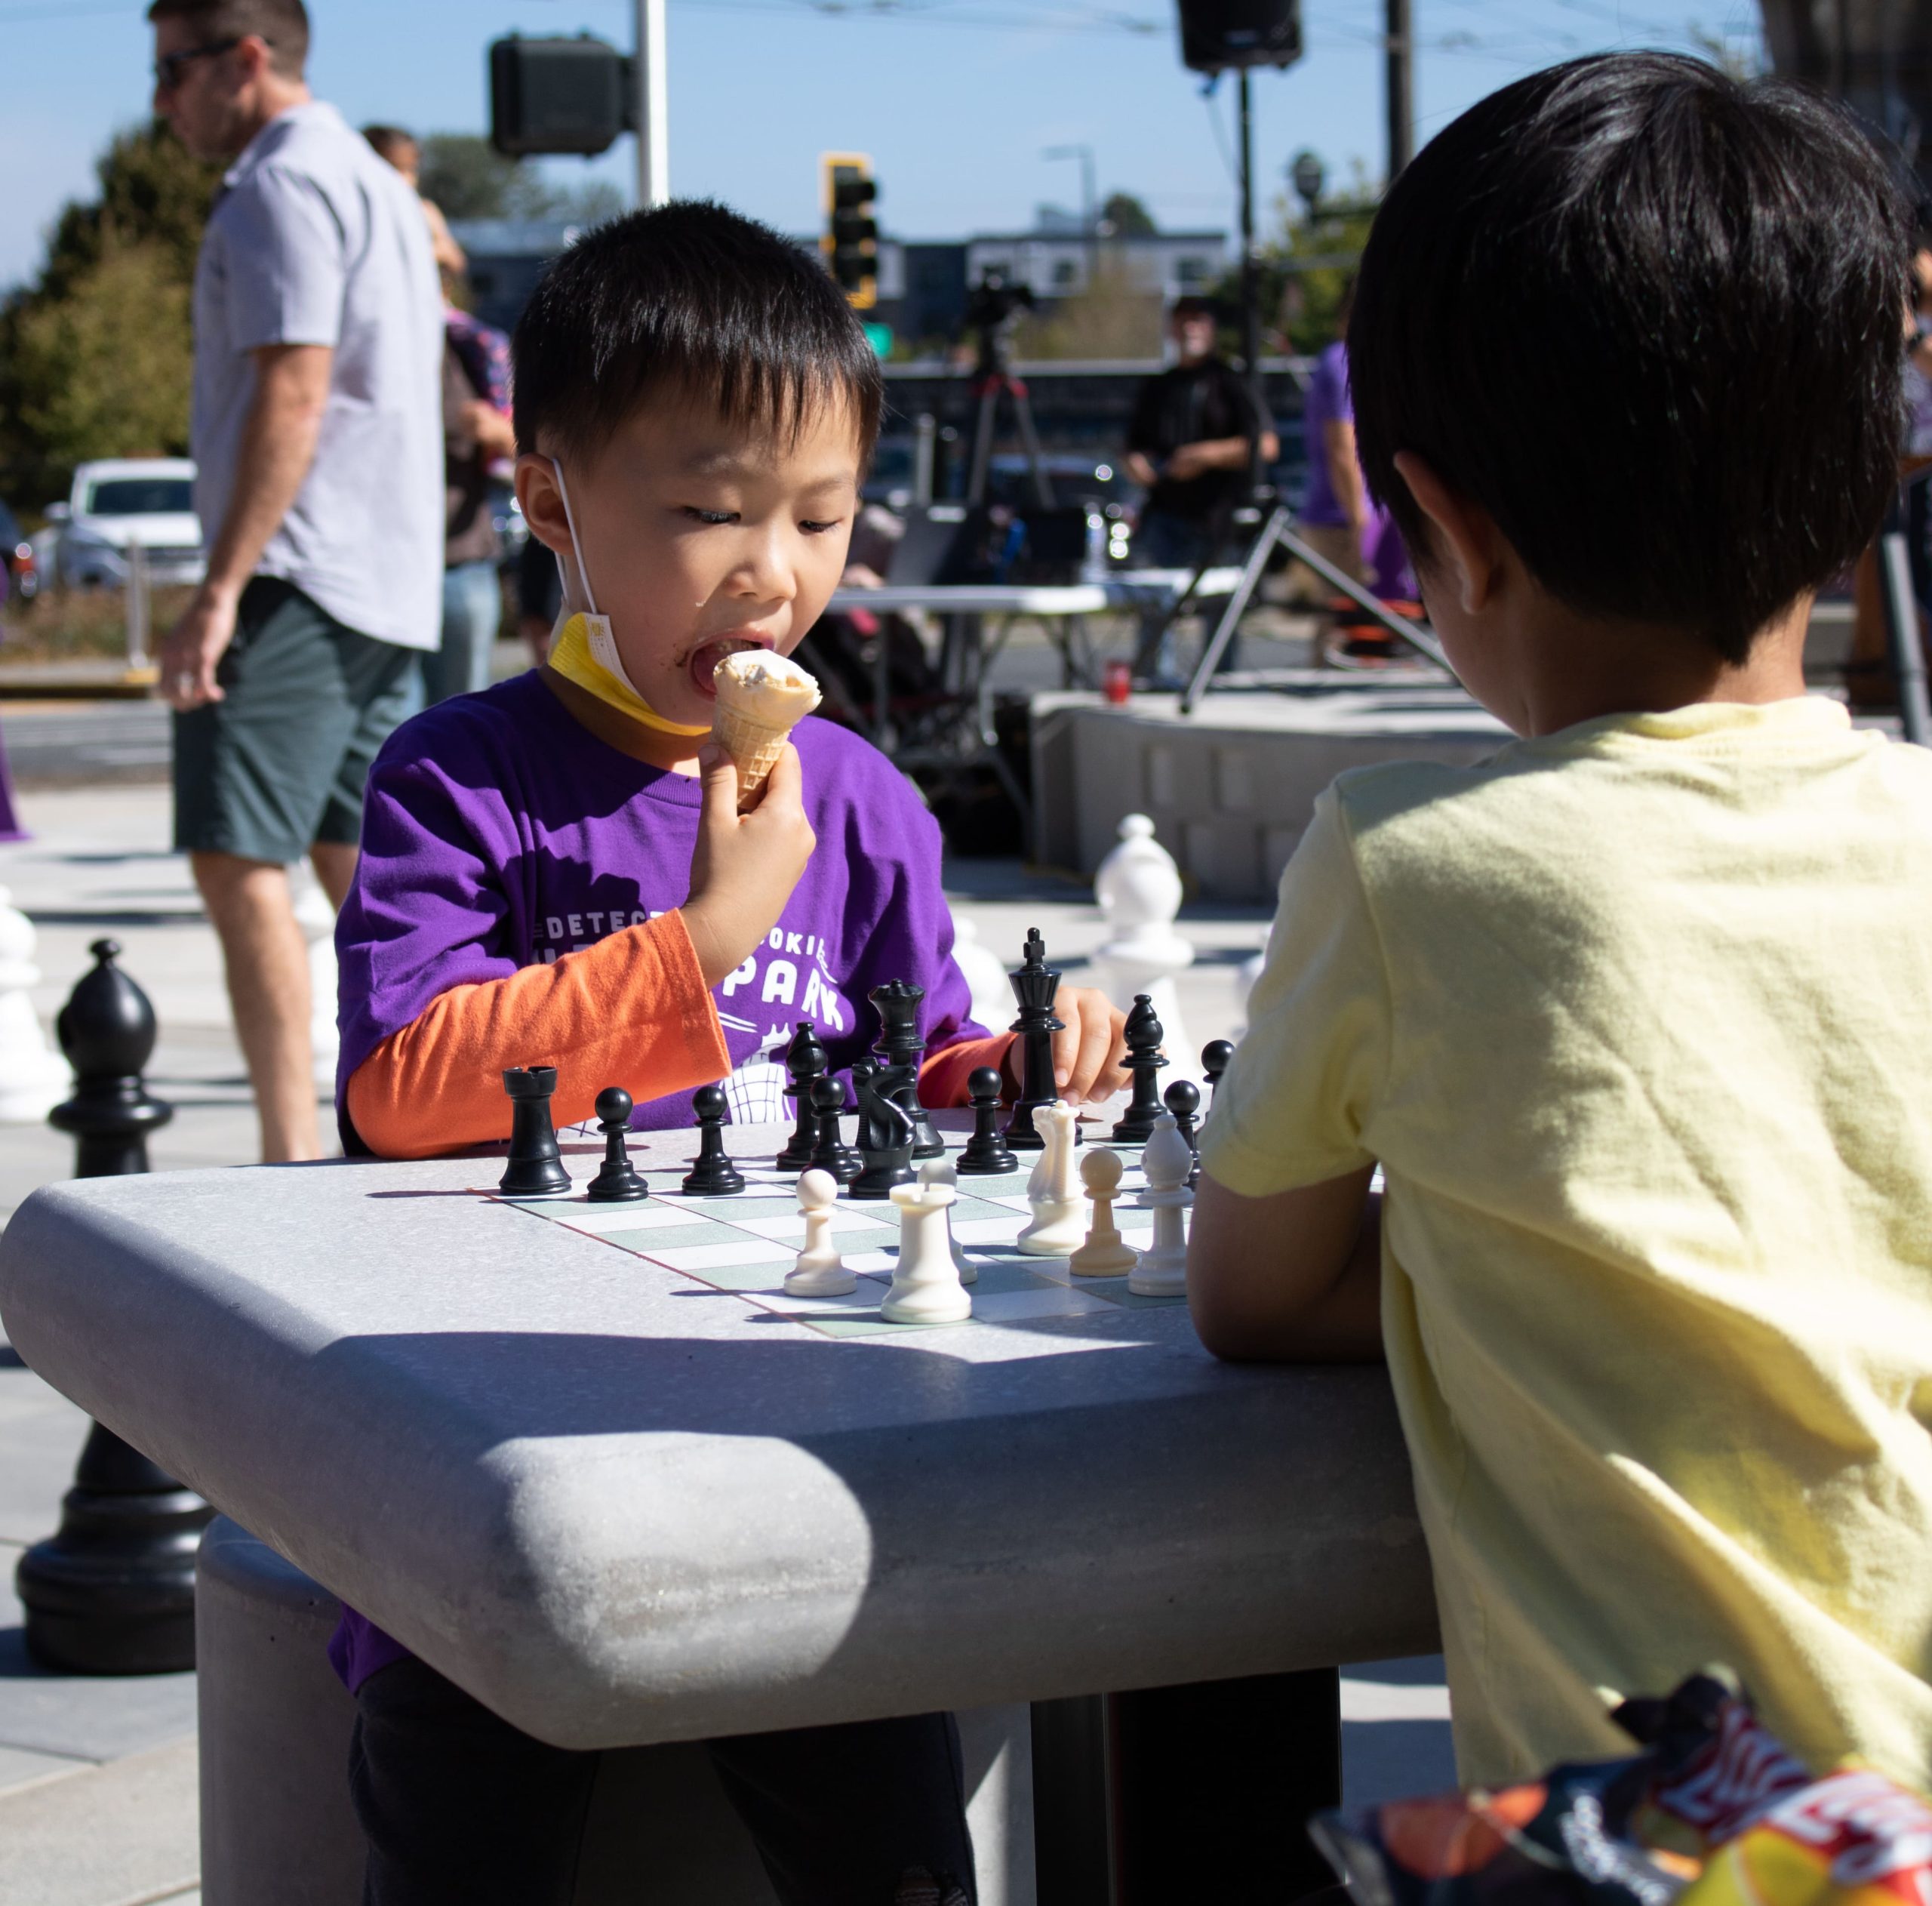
left=710, top=649, right=821, bottom=728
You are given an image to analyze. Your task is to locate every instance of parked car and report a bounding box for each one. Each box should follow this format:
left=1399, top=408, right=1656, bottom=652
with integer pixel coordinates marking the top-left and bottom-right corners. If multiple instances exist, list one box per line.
left=49, top=458, right=204, bottom=590
left=0, top=500, right=38, bottom=607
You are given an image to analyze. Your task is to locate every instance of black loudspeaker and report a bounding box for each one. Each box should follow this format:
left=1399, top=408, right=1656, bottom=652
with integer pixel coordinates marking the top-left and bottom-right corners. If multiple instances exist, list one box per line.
left=1177, top=0, right=1303, bottom=73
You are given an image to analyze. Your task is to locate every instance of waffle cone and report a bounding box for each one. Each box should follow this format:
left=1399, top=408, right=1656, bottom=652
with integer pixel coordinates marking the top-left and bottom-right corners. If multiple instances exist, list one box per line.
left=712, top=706, right=794, bottom=810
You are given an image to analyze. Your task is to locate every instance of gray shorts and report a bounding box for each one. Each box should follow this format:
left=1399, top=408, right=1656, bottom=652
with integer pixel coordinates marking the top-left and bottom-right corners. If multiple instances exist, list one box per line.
left=173, top=577, right=417, bottom=863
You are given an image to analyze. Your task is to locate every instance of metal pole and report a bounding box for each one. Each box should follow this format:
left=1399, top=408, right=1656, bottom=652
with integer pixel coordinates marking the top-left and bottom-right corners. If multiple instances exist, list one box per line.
left=634, top=0, right=669, bottom=208
left=1238, top=70, right=1259, bottom=390
left=1880, top=528, right=1932, bottom=745
left=124, top=539, right=149, bottom=673
left=1386, top=0, right=1414, bottom=179
left=912, top=413, right=936, bottom=507
left=1081, top=146, right=1097, bottom=287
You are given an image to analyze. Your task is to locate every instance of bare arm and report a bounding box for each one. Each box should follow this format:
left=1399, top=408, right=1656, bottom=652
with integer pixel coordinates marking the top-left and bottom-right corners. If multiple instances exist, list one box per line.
left=1322, top=419, right=1367, bottom=532
left=1123, top=450, right=1160, bottom=488
left=1166, top=430, right=1281, bottom=482
left=161, top=343, right=333, bottom=709
left=1186, top=1163, right=1383, bottom=1362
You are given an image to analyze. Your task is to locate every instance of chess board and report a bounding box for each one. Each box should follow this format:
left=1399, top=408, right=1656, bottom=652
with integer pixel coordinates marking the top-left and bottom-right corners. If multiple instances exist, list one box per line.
left=500, top=1132, right=1183, bottom=1341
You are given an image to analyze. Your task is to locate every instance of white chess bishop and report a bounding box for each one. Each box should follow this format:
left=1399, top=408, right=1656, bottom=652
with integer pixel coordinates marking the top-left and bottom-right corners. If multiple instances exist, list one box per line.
left=1089, top=814, right=1197, bottom=1082
left=1129, top=1113, right=1192, bottom=1296
left=784, top=1169, right=856, bottom=1296
left=1017, top=1101, right=1084, bottom=1255
left=881, top=1174, right=971, bottom=1324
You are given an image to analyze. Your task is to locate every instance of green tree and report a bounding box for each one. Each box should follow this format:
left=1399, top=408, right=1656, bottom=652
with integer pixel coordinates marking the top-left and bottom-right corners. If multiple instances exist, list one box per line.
left=1211, top=165, right=1380, bottom=357
left=0, top=122, right=217, bottom=507
left=1014, top=256, right=1165, bottom=361
left=418, top=133, right=624, bottom=227
left=1097, top=191, right=1156, bottom=237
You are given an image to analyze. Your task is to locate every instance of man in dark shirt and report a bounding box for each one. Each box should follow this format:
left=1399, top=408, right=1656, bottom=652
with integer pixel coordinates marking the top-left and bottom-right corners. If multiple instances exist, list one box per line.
left=1124, top=297, right=1278, bottom=679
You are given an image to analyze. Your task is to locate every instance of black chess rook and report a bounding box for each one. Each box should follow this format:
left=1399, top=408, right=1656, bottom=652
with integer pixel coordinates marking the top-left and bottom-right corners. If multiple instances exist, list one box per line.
left=586, top=1087, right=649, bottom=1202
left=774, top=1022, right=828, bottom=1172
left=1001, top=928, right=1063, bottom=1151
left=681, top=1082, right=746, bottom=1196
left=869, top=980, right=944, bottom=1159
left=958, top=1066, right=1018, bottom=1175
left=499, top=1065, right=572, bottom=1199
left=1112, top=994, right=1169, bottom=1144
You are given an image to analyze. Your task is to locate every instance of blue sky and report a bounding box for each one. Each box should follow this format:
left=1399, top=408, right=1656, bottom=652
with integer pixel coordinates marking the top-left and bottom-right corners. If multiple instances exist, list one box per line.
left=1, top=0, right=1767, bottom=294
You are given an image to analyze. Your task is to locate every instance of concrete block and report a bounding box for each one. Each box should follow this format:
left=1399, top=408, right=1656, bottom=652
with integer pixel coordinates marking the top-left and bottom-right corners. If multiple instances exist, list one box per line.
left=197, top=1519, right=1036, bottom=1906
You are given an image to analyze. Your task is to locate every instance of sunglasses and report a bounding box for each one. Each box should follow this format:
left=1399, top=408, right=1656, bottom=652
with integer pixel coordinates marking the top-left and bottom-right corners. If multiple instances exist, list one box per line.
left=153, top=38, right=240, bottom=91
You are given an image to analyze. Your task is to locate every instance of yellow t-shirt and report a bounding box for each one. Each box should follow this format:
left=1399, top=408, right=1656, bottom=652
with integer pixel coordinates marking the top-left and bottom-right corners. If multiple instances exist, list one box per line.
left=1200, top=697, right=1932, bottom=1789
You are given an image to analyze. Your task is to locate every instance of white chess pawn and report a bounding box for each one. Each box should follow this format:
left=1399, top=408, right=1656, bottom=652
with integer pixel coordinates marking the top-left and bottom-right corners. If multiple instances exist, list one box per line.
left=1069, top=1147, right=1137, bottom=1276
left=1130, top=1113, right=1193, bottom=1296
left=1091, top=814, right=1197, bottom=1083
left=0, top=886, right=69, bottom=1124
left=919, top=1156, right=974, bottom=1284
left=1018, top=1101, right=1084, bottom=1255
left=785, top=1169, right=856, bottom=1296
left=881, top=1176, right=971, bottom=1323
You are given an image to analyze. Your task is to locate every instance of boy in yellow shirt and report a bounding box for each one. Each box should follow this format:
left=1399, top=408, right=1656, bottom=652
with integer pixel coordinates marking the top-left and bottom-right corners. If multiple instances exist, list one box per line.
left=1191, top=51, right=1932, bottom=1790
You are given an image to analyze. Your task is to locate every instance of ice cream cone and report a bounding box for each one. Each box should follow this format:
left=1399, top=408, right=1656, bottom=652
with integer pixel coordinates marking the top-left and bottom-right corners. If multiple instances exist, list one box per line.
left=710, top=651, right=820, bottom=809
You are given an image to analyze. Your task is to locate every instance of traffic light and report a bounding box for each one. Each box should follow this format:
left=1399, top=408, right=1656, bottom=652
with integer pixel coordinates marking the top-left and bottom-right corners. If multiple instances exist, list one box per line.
left=820, top=153, right=879, bottom=310
left=490, top=34, right=632, bottom=158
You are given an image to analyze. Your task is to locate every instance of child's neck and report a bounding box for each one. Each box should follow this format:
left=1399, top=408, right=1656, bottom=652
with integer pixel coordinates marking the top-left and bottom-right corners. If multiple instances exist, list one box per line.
left=1480, top=593, right=1812, bottom=739
left=540, top=666, right=704, bottom=776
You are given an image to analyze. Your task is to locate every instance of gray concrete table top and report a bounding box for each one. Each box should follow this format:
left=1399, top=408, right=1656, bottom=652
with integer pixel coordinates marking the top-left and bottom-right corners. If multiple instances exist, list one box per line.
left=0, top=1119, right=1436, bottom=1751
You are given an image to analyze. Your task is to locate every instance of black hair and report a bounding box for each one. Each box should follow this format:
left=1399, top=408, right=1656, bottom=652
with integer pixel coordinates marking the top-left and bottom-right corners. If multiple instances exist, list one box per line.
left=513, top=200, right=883, bottom=470
left=1171, top=295, right=1217, bottom=320
left=1349, top=52, right=1909, bottom=664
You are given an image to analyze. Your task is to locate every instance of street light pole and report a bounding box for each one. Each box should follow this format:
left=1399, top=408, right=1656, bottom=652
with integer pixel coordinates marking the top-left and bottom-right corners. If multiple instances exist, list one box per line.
left=1043, top=143, right=1097, bottom=285
left=635, top=0, right=669, bottom=207
left=1385, top=0, right=1414, bottom=180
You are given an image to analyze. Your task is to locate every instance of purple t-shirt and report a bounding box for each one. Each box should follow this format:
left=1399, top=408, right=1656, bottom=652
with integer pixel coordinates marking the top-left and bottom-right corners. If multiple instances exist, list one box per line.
left=1299, top=340, right=1354, bottom=528
left=327, top=668, right=988, bottom=1689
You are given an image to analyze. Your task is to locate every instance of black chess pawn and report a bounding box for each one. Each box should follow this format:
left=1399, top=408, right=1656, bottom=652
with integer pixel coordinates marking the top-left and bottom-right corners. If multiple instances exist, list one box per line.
left=869, top=980, right=945, bottom=1159
left=957, top=1066, right=1018, bottom=1175
left=586, top=1087, right=649, bottom=1202
left=774, top=1022, right=827, bottom=1171
left=808, top=1074, right=863, bottom=1186
left=681, top=1082, right=746, bottom=1196
left=849, top=1059, right=917, bottom=1200
left=500, top=1065, right=572, bottom=1198
left=1201, top=1039, right=1234, bottom=1112
left=1164, top=1078, right=1201, bottom=1188
left=1002, top=928, right=1063, bottom=1151
left=1111, top=994, right=1168, bottom=1144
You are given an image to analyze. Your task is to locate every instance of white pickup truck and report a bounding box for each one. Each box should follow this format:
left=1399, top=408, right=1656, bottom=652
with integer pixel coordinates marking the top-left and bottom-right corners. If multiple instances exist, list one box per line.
left=46, top=457, right=204, bottom=590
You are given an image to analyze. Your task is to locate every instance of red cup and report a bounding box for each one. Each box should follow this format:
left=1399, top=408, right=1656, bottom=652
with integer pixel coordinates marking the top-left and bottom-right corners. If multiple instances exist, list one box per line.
left=1103, top=659, right=1132, bottom=704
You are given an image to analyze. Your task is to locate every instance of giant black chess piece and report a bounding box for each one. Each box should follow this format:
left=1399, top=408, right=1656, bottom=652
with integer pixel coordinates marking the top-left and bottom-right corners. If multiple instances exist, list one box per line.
left=1002, top=928, right=1063, bottom=1152
left=19, top=940, right=213, bottom=1674
left=1111, top=994, right=1168, bottom=1144
left=958, top=1066, right=1017, bottom=1175
left=808, top=1074, right=863, bottom=1186
left=774, top=1023, right=827, bottom=1172
left=1164, top=1078, right=1201, bottom=1190
left=682, top=1082, right=746, bottom=1196
left=586, top=1088, right=648, bottom=1202
left=848, top=1059, right=917, bottom=1200
left=868, top=981, right=944, bottom=1160
left=499, top=1066, right=572, bottom=1198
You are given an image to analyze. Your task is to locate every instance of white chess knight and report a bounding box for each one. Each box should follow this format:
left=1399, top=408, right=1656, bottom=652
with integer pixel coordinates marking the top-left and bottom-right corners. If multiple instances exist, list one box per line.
left=1017, top=1101, right=1084, bottom=1255
left=0, top=886, right=70, bottom=1124
left=1090, top=814, right=1196, bottom=1082
left=881, top=1175, right=971, bottom=1323
left=1130, top=1113, right=1193, bottom=1296
left=1069, top=1147, right=1137, bottom=1276
left=785, top=1169, right=856, bottom=1296
left=919, top=1156, right=975, bottom=1284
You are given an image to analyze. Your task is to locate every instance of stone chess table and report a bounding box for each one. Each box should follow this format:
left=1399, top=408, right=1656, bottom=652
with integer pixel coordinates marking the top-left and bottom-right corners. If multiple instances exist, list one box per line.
left=0, top=1114, right=1436, bottom=1751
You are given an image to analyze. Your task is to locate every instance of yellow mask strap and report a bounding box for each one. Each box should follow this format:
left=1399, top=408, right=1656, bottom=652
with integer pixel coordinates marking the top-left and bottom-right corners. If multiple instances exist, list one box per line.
left=549, top=612, right=712, bottom=738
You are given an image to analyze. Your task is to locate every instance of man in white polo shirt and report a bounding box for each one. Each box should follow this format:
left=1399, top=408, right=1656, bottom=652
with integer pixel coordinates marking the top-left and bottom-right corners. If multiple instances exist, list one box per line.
left=150, top=0, right=441, bottom=1162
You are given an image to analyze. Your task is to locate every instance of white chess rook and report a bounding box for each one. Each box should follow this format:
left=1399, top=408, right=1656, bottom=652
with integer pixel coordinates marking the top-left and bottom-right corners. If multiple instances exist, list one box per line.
left=1069, top=1147, right=1137, bottom=1277
left=1130, top=1113, right=1192, bottom=1297
left=881, top=1178, right=971, bottom=1324
left=1090, top=814, right=1197, bottom=1082
left=919, top=1156, right=975, bottom=1284
left=0, top=886, right=71, bottom=1124
left=784, top=1169, right=855, bottom=1296
left=1017, top=1102, right=1084, bottom=1256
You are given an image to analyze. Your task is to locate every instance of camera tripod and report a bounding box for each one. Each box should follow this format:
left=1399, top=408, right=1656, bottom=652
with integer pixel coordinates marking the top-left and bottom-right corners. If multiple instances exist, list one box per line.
left=961, top=272, right=1055, bottom=508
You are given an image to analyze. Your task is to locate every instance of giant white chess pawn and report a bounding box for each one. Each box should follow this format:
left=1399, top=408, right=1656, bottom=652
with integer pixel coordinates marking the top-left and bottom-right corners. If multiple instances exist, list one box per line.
left=948, top=915, right=1011, bottom=1039
left=919, top=1155, right=975, bottom=1284
left=1091, top=814, right=1196, bottom=1083
left=290, top=861, right=339, bottom=1091
left=1130, top=1112, right=1193, bottom=1296
left=1018, top=1101, right=1084, bottom=1255
left=0, top=886, right=69, bottom=1123
left=785, top=1169, right=856, bottom=1296
left=1069, top=1147, right=1137, bottom=1276
left=881, top=1175, right=971, bottom=1323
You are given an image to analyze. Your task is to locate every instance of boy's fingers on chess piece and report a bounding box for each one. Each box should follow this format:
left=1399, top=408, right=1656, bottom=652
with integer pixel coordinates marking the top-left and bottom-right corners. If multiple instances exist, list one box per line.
left=682, top=741, right=816, bottom=988
left=1050, top=984, right=1130, bottom=1106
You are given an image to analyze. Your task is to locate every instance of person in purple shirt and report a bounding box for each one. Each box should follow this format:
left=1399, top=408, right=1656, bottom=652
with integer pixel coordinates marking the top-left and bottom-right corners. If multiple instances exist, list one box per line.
left=330, top=202, right=1128, bottom=1906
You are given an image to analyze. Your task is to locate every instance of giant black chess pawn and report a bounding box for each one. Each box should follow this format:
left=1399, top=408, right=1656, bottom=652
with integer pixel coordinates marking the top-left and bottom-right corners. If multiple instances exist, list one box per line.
left=957, top=1066, right=1018, bottom=1175
left=1001, top=928, right=1063, bottom=1152
left=774, top=1022, right=827, bottom=1172
left=1111, top=994, right=1168, bottom=1144
left=808, top=1074, right=863, bottom=1186
left=586, top=1088, right=649, bottom=1202
left=849, top=1061, right=917, bottom=1201
left=1201, top=1039, right=1235, bottom=1112
left=499, top=1065, right=572, bottom=1199
left=681, top=1082, right=746, bottom=1196
left=1164, top=1078, right=1202, bottom=1189
left=869, top=980, right=945, bottom=1160
left=19, top=939, right=212, bottom=1674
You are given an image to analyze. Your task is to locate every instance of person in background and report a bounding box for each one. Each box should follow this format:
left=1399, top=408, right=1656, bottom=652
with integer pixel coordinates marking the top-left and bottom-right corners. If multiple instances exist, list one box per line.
left=367, top=125, right=518, bottom=705
left=150, top=0, right=441, bottom=1165
left=1124, top=296, right=1278, bottom=680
